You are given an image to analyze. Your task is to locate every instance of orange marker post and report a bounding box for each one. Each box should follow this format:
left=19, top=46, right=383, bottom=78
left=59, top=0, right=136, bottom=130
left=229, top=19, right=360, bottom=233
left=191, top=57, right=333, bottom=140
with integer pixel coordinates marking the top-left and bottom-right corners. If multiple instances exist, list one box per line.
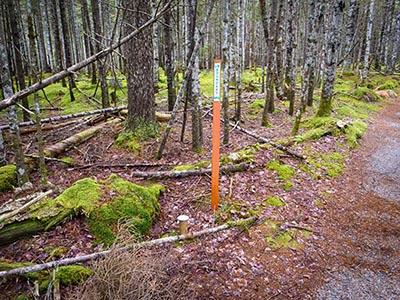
left=211, top=59, right=221, bottom=211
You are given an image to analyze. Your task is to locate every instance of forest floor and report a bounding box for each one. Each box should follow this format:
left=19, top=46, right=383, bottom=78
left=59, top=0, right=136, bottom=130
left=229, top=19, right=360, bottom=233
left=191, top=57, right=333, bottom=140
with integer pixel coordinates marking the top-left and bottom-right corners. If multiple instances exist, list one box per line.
left=0, top=75, right=399, bottom=299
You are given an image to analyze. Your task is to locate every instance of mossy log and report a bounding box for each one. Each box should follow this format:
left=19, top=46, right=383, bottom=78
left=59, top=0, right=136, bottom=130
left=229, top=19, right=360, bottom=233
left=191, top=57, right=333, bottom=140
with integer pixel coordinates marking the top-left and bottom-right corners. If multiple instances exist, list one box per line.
left=0, top=209, right=73, bottom=246
left=129, top=162, right=249, bottom=179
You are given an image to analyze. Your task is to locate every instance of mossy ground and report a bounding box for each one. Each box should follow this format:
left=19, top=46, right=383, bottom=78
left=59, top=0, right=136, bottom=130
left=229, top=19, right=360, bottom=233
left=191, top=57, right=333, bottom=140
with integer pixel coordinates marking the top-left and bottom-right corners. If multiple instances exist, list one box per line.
left=264, top=221, right=311, bottom=250
left=265, top=196, right=285, bottom=207
left=267, top=160, right=295, bottom=191
left=301, top=152, right=346, bottom=179
left=115, top=122, right=159, bottom=154
left=0, top=164, right=17, bottom=192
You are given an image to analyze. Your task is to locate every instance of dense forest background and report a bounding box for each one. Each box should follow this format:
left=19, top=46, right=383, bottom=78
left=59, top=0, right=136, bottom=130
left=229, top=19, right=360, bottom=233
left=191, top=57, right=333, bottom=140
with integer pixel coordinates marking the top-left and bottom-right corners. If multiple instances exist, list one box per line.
left=1, top=0, right=400, bottom=184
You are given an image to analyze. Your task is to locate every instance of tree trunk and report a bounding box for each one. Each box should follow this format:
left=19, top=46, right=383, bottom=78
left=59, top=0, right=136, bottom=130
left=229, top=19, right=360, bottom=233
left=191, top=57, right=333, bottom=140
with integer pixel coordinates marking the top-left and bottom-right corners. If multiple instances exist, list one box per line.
left=285, top=0, right=297, bottom=116
left=163, top=0, right=176, bottom=111
left=0, top=19, right=29, bottom=186
left=59, top=0, right=76, bottom=101
left=152, top=0, right=160, bottom=93
left=80, top=0, right=96, bottom=83
left=361, top=0, right=375, bottom=82
left=389, top=7, right=400, bottom=74
left=91, top=0, right=109, bottom=109
left=274, top=0, right=285, bottom=100
left=123, top=0, right=155, bottom=129
left=259, top=0, right=277, bottom=126
left=317, top=0, right=345, bottom=117
left=48, top=0, right=66, bottom=87
left=343, top=0, right=357, bottom=69
left=222, top=0, right=231, bottom=145
left=235, top=0, right=244, bottom=122
left=6, top=0, right=29, bottom=121
left=27, top=0, right=47, bottom=183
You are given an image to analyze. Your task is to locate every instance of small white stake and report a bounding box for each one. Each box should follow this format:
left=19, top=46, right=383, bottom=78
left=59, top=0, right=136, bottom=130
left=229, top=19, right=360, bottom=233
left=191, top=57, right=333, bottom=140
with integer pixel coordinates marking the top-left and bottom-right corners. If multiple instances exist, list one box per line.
left=177, top=215, right=189, bottom=235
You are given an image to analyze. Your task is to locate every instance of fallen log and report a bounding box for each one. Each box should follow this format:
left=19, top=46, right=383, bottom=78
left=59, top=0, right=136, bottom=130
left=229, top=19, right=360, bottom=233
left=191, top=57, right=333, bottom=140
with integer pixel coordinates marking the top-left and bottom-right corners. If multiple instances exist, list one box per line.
left=0, top=106, right=126, bottom=130
left=0, top=190, right=53, bottom=223
left=44, top=118, right=121, bottom=158
left=0, top=216, right=261, bottom=277
left=129, top=163, right=249, bottom=179
left=19, top=120, right=78, bottom=135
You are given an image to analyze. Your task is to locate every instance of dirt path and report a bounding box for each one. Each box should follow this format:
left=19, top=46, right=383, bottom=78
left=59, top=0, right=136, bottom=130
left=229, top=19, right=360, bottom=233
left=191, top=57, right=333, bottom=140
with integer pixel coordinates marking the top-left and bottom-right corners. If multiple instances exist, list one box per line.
left=315, top=99, right=400, bottom=299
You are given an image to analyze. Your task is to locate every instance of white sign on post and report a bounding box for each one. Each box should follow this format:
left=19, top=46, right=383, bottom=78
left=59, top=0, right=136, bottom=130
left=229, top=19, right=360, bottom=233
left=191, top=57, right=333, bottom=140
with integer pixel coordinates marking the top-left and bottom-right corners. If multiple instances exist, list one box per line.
left=213, top=61, right=221, bottom=102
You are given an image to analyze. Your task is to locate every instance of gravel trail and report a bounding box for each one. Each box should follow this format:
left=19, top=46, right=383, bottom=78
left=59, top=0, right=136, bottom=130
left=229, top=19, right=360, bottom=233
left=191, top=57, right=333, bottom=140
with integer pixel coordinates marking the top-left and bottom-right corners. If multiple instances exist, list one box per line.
left=316, top=98, right=400, bottom=299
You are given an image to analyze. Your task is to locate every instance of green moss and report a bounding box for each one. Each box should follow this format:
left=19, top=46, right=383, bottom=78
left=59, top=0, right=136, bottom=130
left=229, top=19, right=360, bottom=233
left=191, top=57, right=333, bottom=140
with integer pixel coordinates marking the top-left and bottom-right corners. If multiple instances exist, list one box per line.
left=295, top=117, right=338, bottom=143
left=249, top=99, right=265, bottom=110
left=266, top=196, right=285, bottom=207
left=115, top=123, right=159, bottom=154
left=303, top=152, right=346, bottom=179
left=220, top=147, right=256, bottom=164
left=45, top=246, right=67, bottom=261
left=264, top=222, right=309, bottom=250
left=172, top=160, right=210, bottom=171
left=88, top=175, right=164, bottom=246
left=60, top=157, right=74, bottom=165
left=336, top=105, right=369, bottom=120
left=51, top=178, right=101, bottom=216
left=0, top=262, right=91, bottom=289
left=378, top=79, right=397, bottom=90
left=0, top=164, right=17, bottom=192
left=353, top=87, right=380, bottom=102
left=268, top=160, right=294, bottom=191
left=345, top=121, right=368, bottom=148
left=55, top=265, right=93, bottom=286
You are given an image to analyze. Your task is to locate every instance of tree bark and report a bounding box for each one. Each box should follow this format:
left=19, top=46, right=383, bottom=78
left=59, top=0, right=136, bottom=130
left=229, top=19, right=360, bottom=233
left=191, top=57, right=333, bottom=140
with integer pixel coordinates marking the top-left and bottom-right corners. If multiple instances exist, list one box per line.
left=389, top=5, right=400, bottom=73
left=91, top=0, right=109, bottom=109
left=163, top=0, right=176, bottom=111
left=0, top=19, right=29, bottom=186
left=235, top=0, right=244, bottom=122
left=222, top=0, right=231, bottom=145
left=317, top=0, right=345, bottom=117
left=6, top=0, right=29, bottom=121
left=343, top=0, right=357, bottom=69
left=361, top=0, right=375, bottom=82
left=123, top=0, right=155, bottom=129
left=152, top=0, right=160, bottom=93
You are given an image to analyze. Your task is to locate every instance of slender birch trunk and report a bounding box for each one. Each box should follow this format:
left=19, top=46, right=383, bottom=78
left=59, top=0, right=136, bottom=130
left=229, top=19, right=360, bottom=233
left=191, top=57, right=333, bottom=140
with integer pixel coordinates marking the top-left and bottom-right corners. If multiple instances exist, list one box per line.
left=152, top=0, right=160, bottom=93
left=317, top=0, right=345, bottom=117
left=344, top=0, right=357, bottom=69
left=222, top=0, right=231, bottom=145
left=285, top=0, right=297, bottom=116
left=361, top=0, right=374, bottom=82
left=163, top=0, right=176, bottom=111
left=389, top=7, right=400, bottom=73
left=235, top=0, right=244, bottom=122
left=274, top=0, right=285, bottom=100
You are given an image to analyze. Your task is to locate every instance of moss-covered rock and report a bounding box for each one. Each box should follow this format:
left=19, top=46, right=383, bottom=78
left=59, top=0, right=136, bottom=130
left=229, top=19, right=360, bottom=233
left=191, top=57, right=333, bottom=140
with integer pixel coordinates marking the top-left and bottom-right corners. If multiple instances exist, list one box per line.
left=0, top=164, right=17, bottom=192
left=88, top=175, right=164, bottom=246
left=345, top=121, right=368, bottom=148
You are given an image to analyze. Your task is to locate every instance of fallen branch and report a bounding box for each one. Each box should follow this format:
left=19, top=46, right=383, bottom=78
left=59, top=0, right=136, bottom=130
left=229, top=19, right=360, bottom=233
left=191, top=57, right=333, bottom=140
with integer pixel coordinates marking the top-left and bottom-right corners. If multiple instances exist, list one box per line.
left=19, top=120, right=78, bottom=135
left=0, top=216, right=260, bottom=277
left=0, top=190, right=53, bottom=223
left=129, top=163, right=249, bottom=179
left=209, top=112, right=306, bottom=160
left=0, top=106, right=126, bottom=130
left=70, top=162, right=169, bottom=170
left=44, top=118, right=121, bottom=158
